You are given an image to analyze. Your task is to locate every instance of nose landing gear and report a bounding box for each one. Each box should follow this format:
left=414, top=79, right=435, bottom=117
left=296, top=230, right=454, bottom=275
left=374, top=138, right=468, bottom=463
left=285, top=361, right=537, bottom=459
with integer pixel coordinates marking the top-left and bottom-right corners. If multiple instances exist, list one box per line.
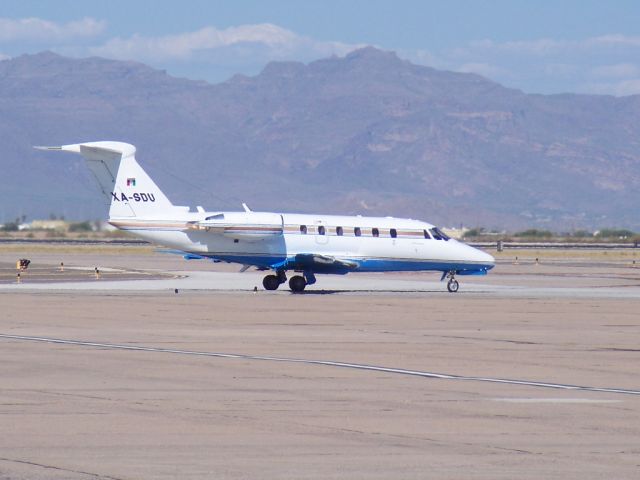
left=446, top=271, right=459, bottom=293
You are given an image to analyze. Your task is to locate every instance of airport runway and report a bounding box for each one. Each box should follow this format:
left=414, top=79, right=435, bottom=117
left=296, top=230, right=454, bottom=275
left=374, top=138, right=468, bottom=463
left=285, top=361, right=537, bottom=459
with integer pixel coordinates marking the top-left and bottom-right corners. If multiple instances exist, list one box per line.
left=1, top=248, right=640, bottom=479
left=3, top=258, right=640, bottom=299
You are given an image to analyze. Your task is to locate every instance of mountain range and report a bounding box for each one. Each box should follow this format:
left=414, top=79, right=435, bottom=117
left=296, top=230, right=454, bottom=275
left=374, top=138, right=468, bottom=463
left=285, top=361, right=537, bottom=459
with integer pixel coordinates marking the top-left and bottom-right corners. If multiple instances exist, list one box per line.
left=1, top=48, right=639, bottom=230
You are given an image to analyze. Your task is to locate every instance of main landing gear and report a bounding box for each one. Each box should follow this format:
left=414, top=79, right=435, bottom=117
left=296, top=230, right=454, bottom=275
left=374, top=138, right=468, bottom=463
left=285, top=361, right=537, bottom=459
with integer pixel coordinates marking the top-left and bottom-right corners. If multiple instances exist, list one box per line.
left=262, top=270, right=311, bottom=293
left=262, top=269, right=288, bottom=291
left=288, top=275, right=306, bottom=293
left=445, top=271, right=459, bottom=293
left=262, top=274, right=281, bottom=291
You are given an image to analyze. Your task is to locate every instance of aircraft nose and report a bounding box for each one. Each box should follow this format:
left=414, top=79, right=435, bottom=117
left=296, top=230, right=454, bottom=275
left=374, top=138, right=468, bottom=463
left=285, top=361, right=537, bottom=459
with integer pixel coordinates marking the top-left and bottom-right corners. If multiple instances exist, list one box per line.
left=461, top=242, right=495, bottom=268
left=475, top=248, right=495, bottom=269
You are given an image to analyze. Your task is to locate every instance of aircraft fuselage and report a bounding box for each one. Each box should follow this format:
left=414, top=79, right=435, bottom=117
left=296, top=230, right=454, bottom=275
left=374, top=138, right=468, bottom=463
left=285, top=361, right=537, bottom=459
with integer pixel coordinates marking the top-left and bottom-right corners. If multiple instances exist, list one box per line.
left=109, top=211, right=494, bottom=275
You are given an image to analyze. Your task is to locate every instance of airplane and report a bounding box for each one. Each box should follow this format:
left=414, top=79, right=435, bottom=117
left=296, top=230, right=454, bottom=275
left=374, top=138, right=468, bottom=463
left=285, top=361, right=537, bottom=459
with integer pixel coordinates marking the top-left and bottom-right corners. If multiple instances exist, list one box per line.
left=36, top=141, right=495, bottom=293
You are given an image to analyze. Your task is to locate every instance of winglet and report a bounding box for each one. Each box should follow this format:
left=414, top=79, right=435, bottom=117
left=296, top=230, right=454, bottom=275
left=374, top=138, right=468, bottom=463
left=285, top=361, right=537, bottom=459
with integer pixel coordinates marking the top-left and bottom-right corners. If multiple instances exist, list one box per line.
left=242, top=203, right=252, bottom=212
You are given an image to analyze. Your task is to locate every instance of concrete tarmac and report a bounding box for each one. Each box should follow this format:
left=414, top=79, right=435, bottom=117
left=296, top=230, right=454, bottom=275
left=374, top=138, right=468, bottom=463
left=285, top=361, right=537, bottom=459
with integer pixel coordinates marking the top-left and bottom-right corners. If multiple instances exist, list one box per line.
left=1, top=247, right=640, bottom=479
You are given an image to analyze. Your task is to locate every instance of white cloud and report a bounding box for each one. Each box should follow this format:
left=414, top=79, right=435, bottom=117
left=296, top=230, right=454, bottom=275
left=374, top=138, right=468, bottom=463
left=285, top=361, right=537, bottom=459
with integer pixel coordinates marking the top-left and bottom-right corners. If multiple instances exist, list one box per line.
left=0, top=17, right=105, bottom=43
left=582, top=78, right=640, bottom=96
left=91, top=23, right=362, bottom=62
left=401, top=48, right=440, bottom=67
left=463, top=34, right=640, bottom=58
left=585, top=34, right=640, bottom=48
left=444, top=33, right=640, bottom=96
left=613, top=78, right=640, bottom=95
left=591, top=63, right=640, bottom=78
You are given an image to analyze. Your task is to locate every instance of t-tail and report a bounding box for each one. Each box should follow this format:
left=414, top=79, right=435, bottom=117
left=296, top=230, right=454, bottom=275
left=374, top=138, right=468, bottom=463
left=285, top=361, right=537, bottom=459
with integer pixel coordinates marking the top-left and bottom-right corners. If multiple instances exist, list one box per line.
left=35, top=141, right=186, bottom=220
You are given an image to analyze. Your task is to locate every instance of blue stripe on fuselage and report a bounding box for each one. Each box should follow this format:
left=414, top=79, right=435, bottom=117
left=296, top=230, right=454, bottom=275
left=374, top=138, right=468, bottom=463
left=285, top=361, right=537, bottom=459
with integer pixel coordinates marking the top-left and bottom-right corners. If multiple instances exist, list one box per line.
left=199, top=253, right=493, bottom=275
left=353, top=258, right=493, bottom=274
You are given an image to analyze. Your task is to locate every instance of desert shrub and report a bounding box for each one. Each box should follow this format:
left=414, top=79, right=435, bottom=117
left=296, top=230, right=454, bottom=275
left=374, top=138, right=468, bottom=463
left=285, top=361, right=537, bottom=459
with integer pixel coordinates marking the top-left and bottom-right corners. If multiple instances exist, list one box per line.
left=68, top=221, right=93, bottom=232
left=595, top=229, right=635, bottom=239
left=513, top=229, right=554, bottom=238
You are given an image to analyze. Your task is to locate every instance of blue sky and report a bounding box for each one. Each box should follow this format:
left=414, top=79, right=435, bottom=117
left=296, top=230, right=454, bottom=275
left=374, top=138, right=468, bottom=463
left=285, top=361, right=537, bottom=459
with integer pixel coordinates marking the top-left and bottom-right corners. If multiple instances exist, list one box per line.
left=2, top=0, right=640, bottom=95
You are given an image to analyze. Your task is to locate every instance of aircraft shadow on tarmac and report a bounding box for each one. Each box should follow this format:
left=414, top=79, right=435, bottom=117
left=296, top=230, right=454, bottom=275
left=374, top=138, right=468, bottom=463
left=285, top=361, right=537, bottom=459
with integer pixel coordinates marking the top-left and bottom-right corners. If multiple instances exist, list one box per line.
left=290, top=289, right=441, bottom=295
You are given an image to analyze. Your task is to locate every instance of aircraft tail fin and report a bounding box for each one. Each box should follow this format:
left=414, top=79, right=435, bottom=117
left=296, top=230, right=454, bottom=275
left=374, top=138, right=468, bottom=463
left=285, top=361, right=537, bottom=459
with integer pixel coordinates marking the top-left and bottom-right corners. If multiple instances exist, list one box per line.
left=35, top=141, right=185, bottom=219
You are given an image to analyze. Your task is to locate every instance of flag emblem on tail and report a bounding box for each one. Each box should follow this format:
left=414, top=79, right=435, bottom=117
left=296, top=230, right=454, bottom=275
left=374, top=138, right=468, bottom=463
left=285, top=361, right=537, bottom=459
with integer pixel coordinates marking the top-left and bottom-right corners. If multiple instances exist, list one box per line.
left=127, top=178, right=136, bottom=186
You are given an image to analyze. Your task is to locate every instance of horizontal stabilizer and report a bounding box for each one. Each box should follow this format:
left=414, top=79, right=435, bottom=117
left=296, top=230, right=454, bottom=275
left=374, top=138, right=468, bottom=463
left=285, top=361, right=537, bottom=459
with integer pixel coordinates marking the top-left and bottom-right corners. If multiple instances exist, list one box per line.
left=34, top=141, right=137, bottom=158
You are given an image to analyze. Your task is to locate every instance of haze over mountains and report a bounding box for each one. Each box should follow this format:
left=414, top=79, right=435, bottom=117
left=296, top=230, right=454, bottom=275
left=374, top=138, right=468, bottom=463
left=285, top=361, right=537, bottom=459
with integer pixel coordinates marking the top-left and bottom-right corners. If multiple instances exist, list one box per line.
left=1, top=48, right=639, bottom=230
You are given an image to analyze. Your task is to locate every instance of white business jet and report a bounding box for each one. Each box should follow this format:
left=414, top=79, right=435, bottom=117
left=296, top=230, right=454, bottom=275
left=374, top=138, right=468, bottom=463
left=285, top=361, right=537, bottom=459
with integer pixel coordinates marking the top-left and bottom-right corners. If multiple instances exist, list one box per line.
left=36, top=142, right=494, bottom=292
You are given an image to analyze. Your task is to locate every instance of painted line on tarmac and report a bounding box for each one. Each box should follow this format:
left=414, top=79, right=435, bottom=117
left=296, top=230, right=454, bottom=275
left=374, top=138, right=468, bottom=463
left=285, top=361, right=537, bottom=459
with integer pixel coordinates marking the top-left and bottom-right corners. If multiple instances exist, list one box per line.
left=1, top=333, right=639, bottom=396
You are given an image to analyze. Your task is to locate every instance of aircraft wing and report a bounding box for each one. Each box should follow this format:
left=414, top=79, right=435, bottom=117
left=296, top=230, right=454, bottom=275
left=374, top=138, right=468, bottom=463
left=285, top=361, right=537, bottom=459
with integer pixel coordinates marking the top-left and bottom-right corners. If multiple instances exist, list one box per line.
left=271, top=253, right=358, bottom=274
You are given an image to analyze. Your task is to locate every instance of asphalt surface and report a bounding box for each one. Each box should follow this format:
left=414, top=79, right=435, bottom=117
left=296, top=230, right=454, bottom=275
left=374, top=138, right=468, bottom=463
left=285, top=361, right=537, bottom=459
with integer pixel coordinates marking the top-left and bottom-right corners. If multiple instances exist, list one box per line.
left=1, top=249, right=639, bottom=479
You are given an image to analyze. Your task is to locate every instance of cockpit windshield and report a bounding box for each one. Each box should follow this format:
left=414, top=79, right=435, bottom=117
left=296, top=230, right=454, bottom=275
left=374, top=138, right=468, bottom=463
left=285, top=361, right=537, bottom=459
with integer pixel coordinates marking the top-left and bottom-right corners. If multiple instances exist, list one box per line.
left=429, top=227, right=450, bottom=241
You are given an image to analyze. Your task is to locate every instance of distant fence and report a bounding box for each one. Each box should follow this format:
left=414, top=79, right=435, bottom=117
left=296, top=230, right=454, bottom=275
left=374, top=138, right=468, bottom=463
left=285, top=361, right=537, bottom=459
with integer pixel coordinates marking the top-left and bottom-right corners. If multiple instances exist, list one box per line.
left=0, top=238, right=638, bottom=250
left=0, top=238, right=150, bottom=245
left=470, top=242, right=640, bottom=251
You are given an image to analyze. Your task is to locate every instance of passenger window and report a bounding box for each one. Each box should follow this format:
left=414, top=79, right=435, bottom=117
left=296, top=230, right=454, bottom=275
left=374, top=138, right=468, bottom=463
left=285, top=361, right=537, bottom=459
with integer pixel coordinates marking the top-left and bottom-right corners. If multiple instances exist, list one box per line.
left=354, top=227, right=361, bottom=237
left=423, top=229, right=431, bottom=239
left=336, top=226, right=343, bottom=236
left=372, top=228, right=379, bottom=237
left=318, top=225, right=325, bottom=235
left=300, top=225, right=307, bottom=234
left=390, top=228, right=397, bottom=238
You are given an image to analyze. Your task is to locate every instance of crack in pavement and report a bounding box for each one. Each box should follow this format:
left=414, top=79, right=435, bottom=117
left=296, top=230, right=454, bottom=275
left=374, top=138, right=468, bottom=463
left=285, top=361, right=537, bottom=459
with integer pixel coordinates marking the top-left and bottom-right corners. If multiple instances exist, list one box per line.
left=1, top=333, right=639, bottom=397
left=0, top=457, right=126, bottom=480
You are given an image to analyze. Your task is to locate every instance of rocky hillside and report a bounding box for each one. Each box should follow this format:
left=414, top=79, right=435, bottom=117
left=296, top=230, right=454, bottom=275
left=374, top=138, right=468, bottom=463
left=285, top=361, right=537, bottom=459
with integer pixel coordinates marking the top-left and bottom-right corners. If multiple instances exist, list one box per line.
left=1, top=48, right=639, bottom=230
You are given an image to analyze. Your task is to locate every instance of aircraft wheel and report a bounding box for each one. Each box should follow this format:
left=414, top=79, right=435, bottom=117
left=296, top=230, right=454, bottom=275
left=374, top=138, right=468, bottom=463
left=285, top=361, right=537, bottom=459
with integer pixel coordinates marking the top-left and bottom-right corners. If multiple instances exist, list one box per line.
left=289, top=275, right=307, bottom=293
left=263, top=274, right=281, bottom=291
left=447, top=279, right=459, bottom=293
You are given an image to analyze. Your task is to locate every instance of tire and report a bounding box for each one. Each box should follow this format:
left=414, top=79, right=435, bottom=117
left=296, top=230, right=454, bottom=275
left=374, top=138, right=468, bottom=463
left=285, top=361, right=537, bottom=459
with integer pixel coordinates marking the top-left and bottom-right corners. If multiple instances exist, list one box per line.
left=263, top=274, right=280, bottom=291
left=289, top=275, right=307, bottom=293
left=447, top=279, right=459, bottom=293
